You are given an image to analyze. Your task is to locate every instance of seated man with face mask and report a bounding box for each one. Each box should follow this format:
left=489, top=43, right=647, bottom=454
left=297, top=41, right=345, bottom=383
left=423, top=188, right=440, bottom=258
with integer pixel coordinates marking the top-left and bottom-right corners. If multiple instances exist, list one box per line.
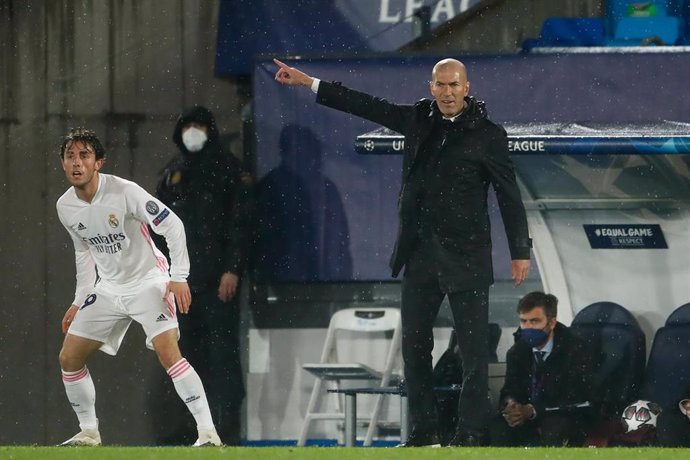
left=489, top=291, right=595, bottom=447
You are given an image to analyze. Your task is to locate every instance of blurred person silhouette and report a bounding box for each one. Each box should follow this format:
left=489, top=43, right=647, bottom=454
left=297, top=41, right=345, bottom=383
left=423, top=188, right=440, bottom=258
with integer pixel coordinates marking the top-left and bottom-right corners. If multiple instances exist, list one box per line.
left=155, top=106, right=252, bottom=445
left=255, top=123, right=352, bottom=282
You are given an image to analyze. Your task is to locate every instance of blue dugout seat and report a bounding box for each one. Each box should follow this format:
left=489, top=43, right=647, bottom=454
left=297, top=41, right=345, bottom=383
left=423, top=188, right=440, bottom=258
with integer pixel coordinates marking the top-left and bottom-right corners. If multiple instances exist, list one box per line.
left=605, top=1, right=684, bottom=45
left=522, top=17, right=605, bottom=51
left=608, top=16, right=681, bottom=45
left=643, top=302, right=690, bottom=411
left=570, top=302, right=646, bottom=418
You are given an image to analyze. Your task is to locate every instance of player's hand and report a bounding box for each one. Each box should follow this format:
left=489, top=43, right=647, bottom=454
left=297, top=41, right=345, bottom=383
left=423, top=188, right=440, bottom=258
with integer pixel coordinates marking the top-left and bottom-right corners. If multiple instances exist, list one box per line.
left=274, top=58, right=313, bottom=87
left=218, top=272, right=239, bottom=302
left=166, top=281, right=192, bottom=314
left=511, top=259, right=530, bottom=286
left=62, top=304, right=80, bottom=334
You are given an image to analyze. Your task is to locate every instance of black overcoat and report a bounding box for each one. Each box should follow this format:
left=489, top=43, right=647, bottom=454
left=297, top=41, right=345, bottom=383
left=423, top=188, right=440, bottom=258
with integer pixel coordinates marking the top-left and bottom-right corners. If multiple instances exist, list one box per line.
left=317, top=81, right=531, bottom=290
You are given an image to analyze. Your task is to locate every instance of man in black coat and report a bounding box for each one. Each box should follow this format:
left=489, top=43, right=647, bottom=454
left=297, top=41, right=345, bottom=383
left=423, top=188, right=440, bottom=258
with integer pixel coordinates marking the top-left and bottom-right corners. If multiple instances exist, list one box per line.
left=156, top=106, right=252, bottom=445
left=491, top=291, right=594, bottom=446
left=274, top=58, right=531, bottom=446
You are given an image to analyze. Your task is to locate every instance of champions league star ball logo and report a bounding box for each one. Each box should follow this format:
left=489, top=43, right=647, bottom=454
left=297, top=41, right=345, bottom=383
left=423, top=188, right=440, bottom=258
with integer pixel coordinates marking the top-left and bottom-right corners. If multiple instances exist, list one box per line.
left=621, top=400, right=661, bottom=433
left=364, top=139, right=375, bottom=152
left=108, top=214, right=119, bottom=228
left=146, top=200, right=160, bottom=215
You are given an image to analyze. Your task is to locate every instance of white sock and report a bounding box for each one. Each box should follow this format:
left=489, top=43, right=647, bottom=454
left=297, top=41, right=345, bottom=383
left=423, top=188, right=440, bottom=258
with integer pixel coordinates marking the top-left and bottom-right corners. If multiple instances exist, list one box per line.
left=168, top=358, right=214, bottom=430
left=62, top=367, right=98, bottom=431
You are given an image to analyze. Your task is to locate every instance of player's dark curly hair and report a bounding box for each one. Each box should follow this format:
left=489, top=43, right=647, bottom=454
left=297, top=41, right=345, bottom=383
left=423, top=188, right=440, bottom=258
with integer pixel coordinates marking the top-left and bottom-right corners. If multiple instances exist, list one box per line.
left=59, top=127, right=106, bottom=160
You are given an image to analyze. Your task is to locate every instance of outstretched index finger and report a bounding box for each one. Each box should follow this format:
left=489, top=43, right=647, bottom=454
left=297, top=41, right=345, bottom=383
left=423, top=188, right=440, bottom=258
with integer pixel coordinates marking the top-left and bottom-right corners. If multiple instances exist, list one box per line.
left=273, top=58, right=289, bottom=70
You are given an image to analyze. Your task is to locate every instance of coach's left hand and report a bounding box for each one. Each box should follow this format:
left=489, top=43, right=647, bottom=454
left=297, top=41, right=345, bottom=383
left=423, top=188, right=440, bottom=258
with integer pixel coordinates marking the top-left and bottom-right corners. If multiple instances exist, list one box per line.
left=511, top=259, right=531, bottom=286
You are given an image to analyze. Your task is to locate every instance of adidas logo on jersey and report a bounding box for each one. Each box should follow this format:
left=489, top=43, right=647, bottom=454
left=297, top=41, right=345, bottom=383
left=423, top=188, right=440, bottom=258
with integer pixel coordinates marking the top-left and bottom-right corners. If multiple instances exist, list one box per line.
left=156, top=314, right=168, bottom=322
left=77, top=222, right=87, bottom=231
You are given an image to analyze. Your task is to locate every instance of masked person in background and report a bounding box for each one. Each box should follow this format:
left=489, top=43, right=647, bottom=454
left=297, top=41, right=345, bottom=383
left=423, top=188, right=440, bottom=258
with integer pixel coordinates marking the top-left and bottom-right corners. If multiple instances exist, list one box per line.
left=156, top=106, right=252, bottom=445
left=490, top=291, right=595, bottom=446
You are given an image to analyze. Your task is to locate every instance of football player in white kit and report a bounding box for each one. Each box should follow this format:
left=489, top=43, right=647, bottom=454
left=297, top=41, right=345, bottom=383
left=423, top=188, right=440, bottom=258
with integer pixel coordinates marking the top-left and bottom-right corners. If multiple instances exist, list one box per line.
left=56, top=128, right=221, bottom=447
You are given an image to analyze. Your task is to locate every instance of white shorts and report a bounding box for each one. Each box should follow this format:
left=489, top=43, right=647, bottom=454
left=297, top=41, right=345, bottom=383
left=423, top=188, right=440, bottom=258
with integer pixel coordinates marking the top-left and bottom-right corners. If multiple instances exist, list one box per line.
left=68, top=278, right=179, bottom=355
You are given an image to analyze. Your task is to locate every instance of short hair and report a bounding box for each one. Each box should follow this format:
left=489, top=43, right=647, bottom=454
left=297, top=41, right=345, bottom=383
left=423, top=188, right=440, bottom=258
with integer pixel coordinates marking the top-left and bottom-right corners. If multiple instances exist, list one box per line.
left=59, top=127, right=106, bottom=160
left=517, top=291, right=558, bottom=319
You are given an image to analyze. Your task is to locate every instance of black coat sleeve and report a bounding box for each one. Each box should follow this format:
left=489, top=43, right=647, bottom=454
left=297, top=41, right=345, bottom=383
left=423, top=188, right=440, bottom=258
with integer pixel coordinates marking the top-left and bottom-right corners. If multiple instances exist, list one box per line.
left=499, top=344, right=533, bottom=408
left=316, top=81, right=415, bottom=135
left=483, top=124, right=531, bottom=260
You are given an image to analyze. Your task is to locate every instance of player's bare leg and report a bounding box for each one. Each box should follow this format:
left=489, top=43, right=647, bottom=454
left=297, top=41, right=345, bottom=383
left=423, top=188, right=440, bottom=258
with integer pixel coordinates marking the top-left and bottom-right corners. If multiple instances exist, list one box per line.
left=59, top=334, right=103, bottom=446
left=152, top=329, right=222, bottom=446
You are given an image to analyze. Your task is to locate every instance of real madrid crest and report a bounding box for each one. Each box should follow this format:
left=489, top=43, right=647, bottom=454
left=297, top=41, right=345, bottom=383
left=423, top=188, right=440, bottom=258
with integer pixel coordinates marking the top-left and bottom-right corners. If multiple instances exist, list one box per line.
left=108, top=213, right=119, bottom=228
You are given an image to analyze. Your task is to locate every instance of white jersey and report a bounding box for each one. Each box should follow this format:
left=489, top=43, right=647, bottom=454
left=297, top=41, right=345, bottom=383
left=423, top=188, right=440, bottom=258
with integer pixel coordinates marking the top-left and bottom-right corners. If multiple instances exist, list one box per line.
left=57, top=173, right=190, bottom=306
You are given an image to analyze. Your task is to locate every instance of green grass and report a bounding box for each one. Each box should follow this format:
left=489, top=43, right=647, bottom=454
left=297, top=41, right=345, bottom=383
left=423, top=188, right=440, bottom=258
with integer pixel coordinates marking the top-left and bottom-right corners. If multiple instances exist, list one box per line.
left=2, top=447, right=690, bottom=460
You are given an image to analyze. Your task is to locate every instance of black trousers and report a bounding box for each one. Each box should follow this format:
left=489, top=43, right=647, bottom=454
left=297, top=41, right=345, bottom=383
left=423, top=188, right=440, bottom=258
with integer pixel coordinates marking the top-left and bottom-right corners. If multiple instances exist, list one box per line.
left=489, top=412, right=588, bottom=446
left=179, top=289, right=245, bottom=411
left=657, top=407, right=690, bottom=447
left=178, top=289, right=245, bottom=444
left=401, top=244, right=491, bottom=435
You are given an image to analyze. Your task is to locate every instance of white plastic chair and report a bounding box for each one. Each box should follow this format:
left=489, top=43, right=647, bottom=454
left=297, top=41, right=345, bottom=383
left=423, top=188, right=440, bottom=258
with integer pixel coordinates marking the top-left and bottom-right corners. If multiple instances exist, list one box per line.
left=298, top=307, right=402, bottom=446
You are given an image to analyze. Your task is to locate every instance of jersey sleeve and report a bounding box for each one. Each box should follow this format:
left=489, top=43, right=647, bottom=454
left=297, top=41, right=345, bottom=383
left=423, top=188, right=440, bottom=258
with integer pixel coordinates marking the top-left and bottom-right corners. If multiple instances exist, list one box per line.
left=57, top=206, right=98, bottom=306
left=125, top=182, right=190, bottom=282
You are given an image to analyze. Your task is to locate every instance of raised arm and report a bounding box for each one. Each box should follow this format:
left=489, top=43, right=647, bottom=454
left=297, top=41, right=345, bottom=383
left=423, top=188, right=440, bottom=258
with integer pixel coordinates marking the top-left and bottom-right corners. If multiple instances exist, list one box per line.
left=274, top=58, right=412, bottom=135
left=274, top=58, right=315, bottom=87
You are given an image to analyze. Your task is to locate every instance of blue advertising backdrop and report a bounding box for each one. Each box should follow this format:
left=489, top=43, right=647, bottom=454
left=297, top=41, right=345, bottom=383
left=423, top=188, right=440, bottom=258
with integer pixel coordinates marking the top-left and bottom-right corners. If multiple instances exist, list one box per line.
left=252, top=53, right=690, bottom=282
left=215, top=0, right=482, bottom=76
